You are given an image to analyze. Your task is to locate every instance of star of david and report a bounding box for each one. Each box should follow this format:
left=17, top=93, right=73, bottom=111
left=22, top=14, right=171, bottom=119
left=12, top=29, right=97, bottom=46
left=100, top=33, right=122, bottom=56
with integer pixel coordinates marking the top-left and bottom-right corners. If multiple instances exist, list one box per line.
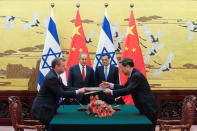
left=95, top=47, right=117, bottom=67
left=42, top=48, right=61, bottom=69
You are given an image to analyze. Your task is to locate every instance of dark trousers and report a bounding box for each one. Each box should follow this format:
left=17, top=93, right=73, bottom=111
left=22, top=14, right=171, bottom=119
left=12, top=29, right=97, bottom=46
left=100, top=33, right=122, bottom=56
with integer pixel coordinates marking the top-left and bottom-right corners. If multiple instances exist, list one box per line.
left=146, top=111, right=158, bottom=131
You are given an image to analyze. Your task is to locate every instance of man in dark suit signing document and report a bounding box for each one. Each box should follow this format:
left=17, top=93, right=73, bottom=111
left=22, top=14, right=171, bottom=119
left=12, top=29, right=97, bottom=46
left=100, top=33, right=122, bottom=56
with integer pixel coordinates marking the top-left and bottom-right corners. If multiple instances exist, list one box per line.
left=32, top=57, right=86, bottom=125
left=100, top=58, right=158, bottom=131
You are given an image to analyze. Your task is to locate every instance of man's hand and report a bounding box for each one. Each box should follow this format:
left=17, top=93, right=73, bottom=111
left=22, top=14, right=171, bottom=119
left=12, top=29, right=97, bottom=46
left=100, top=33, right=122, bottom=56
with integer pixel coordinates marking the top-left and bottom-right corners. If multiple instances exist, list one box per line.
left=69, top=98, right=74, bottom=102
left=78, top=88, right=86, bottom=94
left=99, top=81, right=110, bottom=88
left=104, top=88, right=112, bottom=95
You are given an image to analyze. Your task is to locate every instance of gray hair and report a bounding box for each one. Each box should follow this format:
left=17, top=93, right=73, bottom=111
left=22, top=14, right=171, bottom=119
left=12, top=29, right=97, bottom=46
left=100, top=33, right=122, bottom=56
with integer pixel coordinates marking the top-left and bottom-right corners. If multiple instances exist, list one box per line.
left=79, top=53, right=88, bottom=59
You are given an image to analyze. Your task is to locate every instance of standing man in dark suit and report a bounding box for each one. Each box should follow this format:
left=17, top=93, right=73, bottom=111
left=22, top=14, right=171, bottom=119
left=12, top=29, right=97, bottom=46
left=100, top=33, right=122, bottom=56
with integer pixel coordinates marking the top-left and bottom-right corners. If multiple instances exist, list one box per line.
left=95, top=54, right=119, bottom=104
left=100, top=58, right=158, bottom=131
left=32, top=57, right=86, bottom=125
left=68, top=53, right=94, bottom=104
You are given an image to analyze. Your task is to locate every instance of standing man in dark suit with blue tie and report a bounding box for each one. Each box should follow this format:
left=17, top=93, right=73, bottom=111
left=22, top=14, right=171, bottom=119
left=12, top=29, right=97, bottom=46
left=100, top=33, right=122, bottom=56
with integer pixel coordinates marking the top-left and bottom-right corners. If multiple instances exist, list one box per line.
left=100, top=58, right=158, bottom=131
left=68, top=53, right=94, bottom=104
left=95, top=54, right=119, bottom=104
left=32, top=57, right=86, bottom=126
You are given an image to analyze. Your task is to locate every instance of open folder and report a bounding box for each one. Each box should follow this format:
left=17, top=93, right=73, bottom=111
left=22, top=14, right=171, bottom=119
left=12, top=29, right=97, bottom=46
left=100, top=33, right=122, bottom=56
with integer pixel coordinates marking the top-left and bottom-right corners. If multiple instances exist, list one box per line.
left=84, top=87, right=107, bottom=95
left=85, top=87, right=107, bottom=91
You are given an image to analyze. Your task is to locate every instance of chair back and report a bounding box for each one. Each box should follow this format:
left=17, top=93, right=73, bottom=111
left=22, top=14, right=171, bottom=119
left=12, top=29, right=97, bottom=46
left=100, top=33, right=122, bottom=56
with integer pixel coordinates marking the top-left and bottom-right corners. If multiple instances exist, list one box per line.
left=8, top=96, right=24, bottom=129
left=181, top=95, right=196, bottom=128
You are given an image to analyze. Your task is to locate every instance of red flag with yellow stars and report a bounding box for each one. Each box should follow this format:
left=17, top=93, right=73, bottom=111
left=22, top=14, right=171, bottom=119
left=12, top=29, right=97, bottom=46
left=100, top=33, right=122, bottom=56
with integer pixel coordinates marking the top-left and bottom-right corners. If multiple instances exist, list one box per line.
left=66, top=9, right=92, bottom=79
left=120, top=7, right=146, bottom=104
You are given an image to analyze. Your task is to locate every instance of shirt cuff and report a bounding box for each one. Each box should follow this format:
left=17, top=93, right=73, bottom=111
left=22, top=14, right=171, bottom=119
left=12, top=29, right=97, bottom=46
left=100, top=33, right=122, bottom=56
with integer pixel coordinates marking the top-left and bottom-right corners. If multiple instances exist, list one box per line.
left=75, top=90, right=79, bottom=95
left=110, top=83, right=114, bottom=89
left=111, top=90, right=113, bottom=95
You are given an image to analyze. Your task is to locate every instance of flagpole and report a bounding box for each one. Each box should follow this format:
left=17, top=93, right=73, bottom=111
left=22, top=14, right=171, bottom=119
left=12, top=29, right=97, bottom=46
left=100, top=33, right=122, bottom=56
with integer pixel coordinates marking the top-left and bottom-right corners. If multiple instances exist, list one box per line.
left=50, top=2, right=55, bottom=20
left=104, top=3, right=108, bottom=17
left=51, top=2, right=55, bottom=8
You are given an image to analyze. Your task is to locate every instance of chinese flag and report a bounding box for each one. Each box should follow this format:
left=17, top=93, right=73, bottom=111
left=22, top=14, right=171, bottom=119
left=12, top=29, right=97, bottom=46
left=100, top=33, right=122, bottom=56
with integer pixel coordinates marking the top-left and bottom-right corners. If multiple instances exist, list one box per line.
left=66, top=9, right=92, bottom=79
left=120, top=8, right=146, bottom=104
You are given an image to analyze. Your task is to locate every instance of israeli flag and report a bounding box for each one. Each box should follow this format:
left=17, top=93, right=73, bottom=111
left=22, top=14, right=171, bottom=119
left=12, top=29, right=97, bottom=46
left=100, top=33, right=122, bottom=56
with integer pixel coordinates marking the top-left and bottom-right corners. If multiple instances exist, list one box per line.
left=37, top=8, right=67, bottom=90
left=93, top=8, right=118, bottom=70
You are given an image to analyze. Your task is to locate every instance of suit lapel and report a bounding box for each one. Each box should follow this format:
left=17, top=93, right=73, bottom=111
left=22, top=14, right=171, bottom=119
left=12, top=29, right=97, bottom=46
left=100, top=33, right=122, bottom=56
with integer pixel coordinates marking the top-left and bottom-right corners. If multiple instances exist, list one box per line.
left=101, top=66, right=105, bottom=81
left=124, top=68, right=135, bottom=86
left=107, top=66, right=113, bottom=81
left=51, top=69, right=62, bottom=86
left=51, top=69, right=58, bottom=79
left=130, top=68, right=136, bottom=78
left=85, top=66, right=89, bottom=81
left=77, top=65, right=83, bottom=81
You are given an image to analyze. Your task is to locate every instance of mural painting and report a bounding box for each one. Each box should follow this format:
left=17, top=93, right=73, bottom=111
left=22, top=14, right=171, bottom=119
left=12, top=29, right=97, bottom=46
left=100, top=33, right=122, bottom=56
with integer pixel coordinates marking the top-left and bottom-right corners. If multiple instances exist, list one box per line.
left=0, top=0, right=197, bottom=90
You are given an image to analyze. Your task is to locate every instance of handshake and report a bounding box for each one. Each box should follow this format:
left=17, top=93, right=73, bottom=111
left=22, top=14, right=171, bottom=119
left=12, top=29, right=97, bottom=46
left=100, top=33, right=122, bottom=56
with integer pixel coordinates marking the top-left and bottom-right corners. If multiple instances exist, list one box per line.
left=77, top=81, right=112, bottom=95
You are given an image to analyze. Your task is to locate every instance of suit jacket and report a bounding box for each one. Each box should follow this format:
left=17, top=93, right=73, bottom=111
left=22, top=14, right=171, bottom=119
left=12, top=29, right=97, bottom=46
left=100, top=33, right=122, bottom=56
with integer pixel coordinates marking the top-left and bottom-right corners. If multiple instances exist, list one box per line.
left=95, top=65, right=119, bottom=104
left=68, top=64, right=94, bottom=104
left=32, top=69, right=76, bottom=125
left=113, top=68, right=158, bottom=122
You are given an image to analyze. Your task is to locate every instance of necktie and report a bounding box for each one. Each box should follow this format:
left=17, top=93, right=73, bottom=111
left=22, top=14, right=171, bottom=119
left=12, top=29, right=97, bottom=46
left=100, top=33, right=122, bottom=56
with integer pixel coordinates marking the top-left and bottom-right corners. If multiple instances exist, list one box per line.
left=105, top=67, right=108, bottom=81
left=82, top=66, right=85, bottom=81
left=59, top=76, right=62, bottom=84
left=58, top=76, right=63, bottom=104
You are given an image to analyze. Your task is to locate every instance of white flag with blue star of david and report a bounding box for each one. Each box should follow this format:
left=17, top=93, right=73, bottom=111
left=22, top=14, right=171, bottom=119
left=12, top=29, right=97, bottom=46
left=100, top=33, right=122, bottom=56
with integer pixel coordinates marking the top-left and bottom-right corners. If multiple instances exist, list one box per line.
left=93, top=8, right=118, bottom=70
left=37, top=8, right=67, bottom=90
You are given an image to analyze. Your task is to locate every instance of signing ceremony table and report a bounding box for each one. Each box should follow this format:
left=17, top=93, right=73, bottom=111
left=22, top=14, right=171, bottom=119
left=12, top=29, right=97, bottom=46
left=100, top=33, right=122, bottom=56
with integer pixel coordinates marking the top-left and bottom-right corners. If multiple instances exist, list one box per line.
left=48, top=105, right=152, bottom=131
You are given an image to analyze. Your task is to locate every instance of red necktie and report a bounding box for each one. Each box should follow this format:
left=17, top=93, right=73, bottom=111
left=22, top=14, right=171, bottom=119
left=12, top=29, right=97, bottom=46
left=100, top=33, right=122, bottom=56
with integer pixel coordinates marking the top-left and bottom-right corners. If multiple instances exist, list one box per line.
left=58, top=76, right=63, bottom=106
left=59, top=76, right=62, bottom=84
left=82, top=66, right=85, bottom=81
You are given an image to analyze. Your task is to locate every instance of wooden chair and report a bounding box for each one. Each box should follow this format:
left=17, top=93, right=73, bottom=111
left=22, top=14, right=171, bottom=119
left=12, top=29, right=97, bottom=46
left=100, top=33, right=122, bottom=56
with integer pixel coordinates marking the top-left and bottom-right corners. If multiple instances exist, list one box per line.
left=8, top=96, right=45, bottom=131
left=157, top=95, right=196, bottom=131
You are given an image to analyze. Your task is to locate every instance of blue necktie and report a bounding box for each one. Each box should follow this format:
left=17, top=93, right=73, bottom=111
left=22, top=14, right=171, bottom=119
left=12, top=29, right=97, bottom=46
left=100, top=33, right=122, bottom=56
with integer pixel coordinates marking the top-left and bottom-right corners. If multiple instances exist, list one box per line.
left=105, top=67, right=108, bottom=81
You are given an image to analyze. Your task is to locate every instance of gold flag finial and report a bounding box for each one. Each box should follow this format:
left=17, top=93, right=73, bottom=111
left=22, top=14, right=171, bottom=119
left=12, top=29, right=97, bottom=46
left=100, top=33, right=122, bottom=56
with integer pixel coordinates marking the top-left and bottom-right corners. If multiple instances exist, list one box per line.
left=51, top=2, right=55, bottom=8
left=130, top=3, right=134, bottom=8
left=104, top=3, right=108, bottom=8
left=76, top=2, right=80, bottom=8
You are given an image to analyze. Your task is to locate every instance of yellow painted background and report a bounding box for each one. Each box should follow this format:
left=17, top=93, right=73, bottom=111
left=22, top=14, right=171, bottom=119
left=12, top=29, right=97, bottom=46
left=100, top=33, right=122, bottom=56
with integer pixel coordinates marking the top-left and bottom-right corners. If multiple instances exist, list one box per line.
left=0, top=0, right=197, bottom=90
